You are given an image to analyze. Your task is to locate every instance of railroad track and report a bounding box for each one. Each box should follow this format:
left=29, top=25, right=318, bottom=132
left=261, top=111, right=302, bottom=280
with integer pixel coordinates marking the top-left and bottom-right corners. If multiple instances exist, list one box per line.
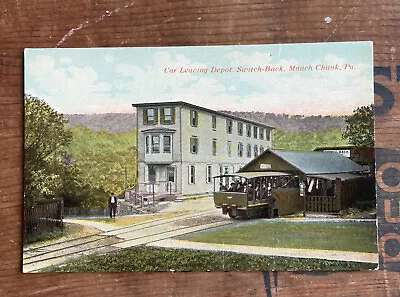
left=23, top=209, right=233, bottom=273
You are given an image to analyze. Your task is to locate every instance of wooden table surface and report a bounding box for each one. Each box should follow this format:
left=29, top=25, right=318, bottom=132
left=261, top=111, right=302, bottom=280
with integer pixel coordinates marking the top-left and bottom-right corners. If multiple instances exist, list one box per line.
left=0, top=1, right=399, bottom=296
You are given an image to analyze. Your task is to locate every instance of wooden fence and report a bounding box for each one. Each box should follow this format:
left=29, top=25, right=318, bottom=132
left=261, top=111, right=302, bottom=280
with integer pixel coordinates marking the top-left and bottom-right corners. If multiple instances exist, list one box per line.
left=304, top=195, right=338, bottom=213
left=24, top=199, right=64, bottom=242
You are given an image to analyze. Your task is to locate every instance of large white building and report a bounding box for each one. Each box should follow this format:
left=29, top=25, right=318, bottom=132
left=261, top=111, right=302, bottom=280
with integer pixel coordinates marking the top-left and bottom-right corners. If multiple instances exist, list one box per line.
left=132, top=101, right=274, bottom=196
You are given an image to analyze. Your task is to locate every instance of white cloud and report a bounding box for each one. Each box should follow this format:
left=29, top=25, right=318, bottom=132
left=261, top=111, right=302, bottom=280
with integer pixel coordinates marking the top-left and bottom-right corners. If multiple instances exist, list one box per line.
left=115, top=51, right=207, bottom=104
left=60, top=56, right=72, bottom=64
left=26, top=55, right=116, bottom=114
left=105, top=54, right=113, bottom=63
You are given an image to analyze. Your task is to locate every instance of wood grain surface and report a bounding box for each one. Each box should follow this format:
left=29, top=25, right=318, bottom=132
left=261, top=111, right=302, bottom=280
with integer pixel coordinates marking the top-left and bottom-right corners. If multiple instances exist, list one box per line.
left=1, top=0, right=399, bottom=296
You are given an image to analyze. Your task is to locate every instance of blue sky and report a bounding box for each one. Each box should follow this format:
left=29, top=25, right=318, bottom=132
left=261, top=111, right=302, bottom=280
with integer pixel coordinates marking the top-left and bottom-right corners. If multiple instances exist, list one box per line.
left=25, top=42, right=373, bottom=115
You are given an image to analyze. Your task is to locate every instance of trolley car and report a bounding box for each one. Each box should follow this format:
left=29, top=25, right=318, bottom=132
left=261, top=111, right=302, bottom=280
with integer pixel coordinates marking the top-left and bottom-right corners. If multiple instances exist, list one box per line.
left=213, top=171, right=295, bottom=219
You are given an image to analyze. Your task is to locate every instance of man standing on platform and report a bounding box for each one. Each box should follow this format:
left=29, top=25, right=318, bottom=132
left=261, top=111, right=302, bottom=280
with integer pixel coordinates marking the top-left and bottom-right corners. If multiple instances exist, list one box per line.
left=109, top=193, right=118, bottom=218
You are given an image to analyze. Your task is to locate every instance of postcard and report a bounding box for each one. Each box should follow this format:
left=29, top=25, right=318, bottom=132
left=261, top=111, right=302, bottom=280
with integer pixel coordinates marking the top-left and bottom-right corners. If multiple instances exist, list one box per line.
left=23, top=42, right=376, bottom=273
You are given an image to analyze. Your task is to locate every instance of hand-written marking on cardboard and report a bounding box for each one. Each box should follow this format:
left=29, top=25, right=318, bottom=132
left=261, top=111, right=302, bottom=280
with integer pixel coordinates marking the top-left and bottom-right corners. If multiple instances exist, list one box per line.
left=164, top=64, right=356, bottom=74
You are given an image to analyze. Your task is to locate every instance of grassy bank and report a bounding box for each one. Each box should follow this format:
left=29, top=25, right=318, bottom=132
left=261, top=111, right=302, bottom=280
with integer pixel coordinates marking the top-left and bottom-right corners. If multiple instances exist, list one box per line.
left=45, top=246, right=376, bottom=272
left=25, top=223, right=98, bottom=247
left=182, top=221, right=377, bottom=253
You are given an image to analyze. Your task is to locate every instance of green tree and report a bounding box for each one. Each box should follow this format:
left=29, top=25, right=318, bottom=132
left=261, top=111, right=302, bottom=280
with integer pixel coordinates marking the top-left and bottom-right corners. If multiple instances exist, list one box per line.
left=24, top=94, right=72, bottom=206
left=342, top=105, right=374, bottom=147
left=66, top=126, right=137, bottom=207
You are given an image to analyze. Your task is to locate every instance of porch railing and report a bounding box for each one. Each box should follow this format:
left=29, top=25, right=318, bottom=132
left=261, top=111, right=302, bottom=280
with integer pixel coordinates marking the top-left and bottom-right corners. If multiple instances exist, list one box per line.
left=127, top=181, right=176, bottom=206
left=136, top=181, right=175, bottom=195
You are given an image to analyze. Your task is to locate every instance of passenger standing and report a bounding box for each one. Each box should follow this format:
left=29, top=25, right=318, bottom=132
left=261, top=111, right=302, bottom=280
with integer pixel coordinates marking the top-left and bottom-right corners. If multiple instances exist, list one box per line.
left=228, top=182, right=235, bottom=192
left=247, top=183, right=254, bottom=201
left=219, top=183, right=228, bottom=191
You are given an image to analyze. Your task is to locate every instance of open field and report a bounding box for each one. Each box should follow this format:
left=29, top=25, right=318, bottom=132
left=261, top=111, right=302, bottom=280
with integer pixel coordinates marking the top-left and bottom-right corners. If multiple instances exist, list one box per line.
left=182, top=221, right=377, bottom=253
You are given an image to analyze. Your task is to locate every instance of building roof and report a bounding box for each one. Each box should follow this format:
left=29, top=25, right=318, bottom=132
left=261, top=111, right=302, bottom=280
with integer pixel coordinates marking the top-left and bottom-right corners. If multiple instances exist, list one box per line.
left=307, top=173, right=365, bottom=181
left=240, top=149, right=367, bottom=175
left=132, top=101, right=274, bottom=129
left=314, top=145, right=375, bottom=151
left=272, top=150, right=366, bottom=174
left=313, top=145, right=355, bottom=151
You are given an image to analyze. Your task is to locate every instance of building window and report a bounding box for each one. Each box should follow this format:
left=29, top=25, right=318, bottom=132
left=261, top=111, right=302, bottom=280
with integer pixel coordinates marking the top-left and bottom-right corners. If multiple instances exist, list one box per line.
left=163, top=135, right=171, bottom=153
left=144, top=108, right=158, bottom=125
left=246, top=124, right=252, bottom=137
left=253, top=126, right=258, bottom=139
left=189, top=165, right=196, bottom=184
left=190, top=136, right=198, bottom=154
left=226, top=119, right=233, bottom=134
left=148, top=165, right=156, bottom=182
left=259, top=128, right=264, bottom=140
left=238, top=122, right=243, bottom=136
left=238, top=142, right=243, bottom=157
left=190, top=110, right=198, bottom=127
left=247, top=144, right=251, bottom=158
left=212, top=115, right=217, bottom=130
left=266, top=130, right=271, bottom=141
left=206, top=165, right=212, bottom=183
left=151, top=135, right=160, bottom=153
left=227, top=141, right=232, bottom=157
left=167, top=166, right=175, bottom=182
left=224, top=166, right=229, bottom=186
left=161, top=107, right=175, bottom=124
left=260, top=145, right=264, bottom=153
left=212, top=139, right=217, bottom=155
left=254, top=145, right=259, bottom=157
left=145, top=135, right=150, bottom=154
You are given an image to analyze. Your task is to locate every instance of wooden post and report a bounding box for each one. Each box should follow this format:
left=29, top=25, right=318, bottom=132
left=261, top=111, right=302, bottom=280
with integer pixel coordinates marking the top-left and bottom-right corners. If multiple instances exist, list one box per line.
left=60, top=198, right=64, bottom=227
left=335, top=178, right=342, bottom=211
left=152, top=183, right=155, bottom=209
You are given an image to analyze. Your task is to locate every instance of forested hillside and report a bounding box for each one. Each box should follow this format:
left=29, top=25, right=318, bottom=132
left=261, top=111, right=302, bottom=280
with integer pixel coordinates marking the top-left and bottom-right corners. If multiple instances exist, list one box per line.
left=65, top=113, right=137, bottom=133
left=65, top=111, right=347, bottom=133
left=273, top=128, right=348, bottom=151
left=224, top=111, right=347, bottom=132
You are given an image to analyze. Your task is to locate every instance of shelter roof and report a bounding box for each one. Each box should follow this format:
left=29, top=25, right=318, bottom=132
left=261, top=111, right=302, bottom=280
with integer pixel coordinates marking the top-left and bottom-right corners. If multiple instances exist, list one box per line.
left=307, top=172, right=366, bottom=181
left=239, top=149, right=367, bottom=175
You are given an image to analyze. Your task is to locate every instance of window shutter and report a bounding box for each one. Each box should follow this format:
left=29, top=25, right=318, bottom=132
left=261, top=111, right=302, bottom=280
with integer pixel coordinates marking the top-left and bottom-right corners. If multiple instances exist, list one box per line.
left=143, top=109, right=148, bottom=125
left=171, top=107, right=175, bottom=124
left=154, top=108, right=159, bottom=124
left=160, top=108, right=164, bottom=124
